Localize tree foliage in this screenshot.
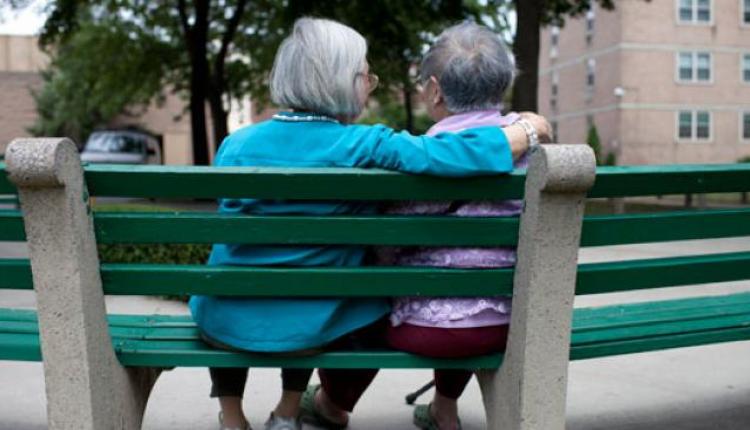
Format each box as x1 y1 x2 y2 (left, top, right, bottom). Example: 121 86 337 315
19 0 635 163
30 18 175 144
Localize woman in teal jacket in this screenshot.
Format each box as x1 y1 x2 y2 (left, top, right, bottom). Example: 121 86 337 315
189 17 547 430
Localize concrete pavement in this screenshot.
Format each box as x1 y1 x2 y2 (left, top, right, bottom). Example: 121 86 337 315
1 237 749 429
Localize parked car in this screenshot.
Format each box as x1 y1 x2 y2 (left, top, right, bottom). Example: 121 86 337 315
80 130 162 165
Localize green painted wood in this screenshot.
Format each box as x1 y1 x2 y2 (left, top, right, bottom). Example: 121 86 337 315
114 340 505 368
91 209 750 246
576 252 750 295
8 207 750 247
0 164 14 195
573 292 750 322
573 293 750 326
3 290 750 366
581 209 750 247
570 326 750 360
6 252 750 296
573 313 750 344
5 161 750 200
93 212 520 246
0 260 33 289
0 211 25 241
588 163 750 198
84 165 527 200
85 163 750 199
99 264 515 297
0 333 41 361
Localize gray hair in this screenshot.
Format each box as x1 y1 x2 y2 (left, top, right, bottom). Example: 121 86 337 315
420 22 515 113
270 18 368 119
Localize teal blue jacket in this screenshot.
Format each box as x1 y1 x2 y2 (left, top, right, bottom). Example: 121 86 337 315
189 112 515 352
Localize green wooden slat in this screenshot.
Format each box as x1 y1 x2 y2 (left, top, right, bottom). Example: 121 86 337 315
93 212 520 246
0 210 25 241
0 333 41 361
576 252 750 295
92 209 750 246
99 264 515 297
84 165 527 200
0 260 33 289
575 292 750 327
6 207 750 246
0 308 37 322
6 253 750 296
0 163 14 195
6 161 750 200
574 302 750 335
573 292 750 324
573 313 750 344
84 163 750 199
113 339 504 369
581 209 750 247
588 163 750 198
3 289 750 366
570 326 750 360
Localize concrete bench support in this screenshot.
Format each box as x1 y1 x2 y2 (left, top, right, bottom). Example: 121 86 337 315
6 138 159 430
477 145 596 430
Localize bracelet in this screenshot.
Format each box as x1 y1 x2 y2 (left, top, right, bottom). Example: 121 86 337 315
514 118 540 148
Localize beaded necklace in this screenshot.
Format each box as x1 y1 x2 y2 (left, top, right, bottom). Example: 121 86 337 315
272 112 340 124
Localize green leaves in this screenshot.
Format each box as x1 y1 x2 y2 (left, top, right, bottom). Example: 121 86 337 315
29 17 177 144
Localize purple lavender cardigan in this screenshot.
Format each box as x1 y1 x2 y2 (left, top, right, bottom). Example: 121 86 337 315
378 110 527 328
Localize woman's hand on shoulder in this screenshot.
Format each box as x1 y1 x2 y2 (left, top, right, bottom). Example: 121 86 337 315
518 112 554 144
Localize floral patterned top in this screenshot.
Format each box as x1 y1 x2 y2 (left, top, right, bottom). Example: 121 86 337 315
378 110 526 328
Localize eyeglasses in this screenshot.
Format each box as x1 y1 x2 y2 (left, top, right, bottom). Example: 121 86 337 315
357 72 379 92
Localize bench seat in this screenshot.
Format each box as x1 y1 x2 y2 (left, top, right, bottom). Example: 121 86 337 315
3 291 748 368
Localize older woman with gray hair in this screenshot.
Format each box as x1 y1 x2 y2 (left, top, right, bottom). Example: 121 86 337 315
189 17 549 430
375 22 537 430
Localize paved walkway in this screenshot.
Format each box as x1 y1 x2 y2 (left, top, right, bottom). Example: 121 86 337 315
1 237 749 429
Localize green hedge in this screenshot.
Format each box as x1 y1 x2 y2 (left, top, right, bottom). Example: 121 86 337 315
97 243 210 265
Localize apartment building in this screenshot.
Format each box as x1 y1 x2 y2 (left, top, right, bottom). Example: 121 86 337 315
539 0 750 165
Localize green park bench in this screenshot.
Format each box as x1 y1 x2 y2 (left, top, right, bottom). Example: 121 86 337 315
1 137 749 430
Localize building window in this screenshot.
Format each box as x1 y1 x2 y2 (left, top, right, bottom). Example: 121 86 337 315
743 0 750 25
743 54 750 83
677 52 711 83
678 110 711 141
550 71 559 110
586 58 596 88
678 0 711 23
743 112 750 140
552 121 559 141
550 26 560 59
585 10 595 45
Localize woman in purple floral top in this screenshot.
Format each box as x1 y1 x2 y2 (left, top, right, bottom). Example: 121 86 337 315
377 23 536 430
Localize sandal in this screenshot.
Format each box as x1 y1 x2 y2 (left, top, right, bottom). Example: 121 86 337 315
299 384 349 430
413 404 462 430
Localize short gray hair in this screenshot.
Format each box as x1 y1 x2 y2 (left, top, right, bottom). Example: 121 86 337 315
420 22 515 113
270 18 368 119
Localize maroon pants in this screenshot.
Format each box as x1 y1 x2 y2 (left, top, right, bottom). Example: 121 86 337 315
387 323 509 400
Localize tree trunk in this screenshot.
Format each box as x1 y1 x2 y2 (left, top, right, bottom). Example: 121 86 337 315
403 83 414 133
208 90 229 149
188 72 210 165
511 0 543 111
177 0 211 166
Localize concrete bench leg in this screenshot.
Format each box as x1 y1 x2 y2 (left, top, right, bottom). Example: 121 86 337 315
7 138 160 430
477 145 595 430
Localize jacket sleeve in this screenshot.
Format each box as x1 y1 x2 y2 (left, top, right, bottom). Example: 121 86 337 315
345 124 514 176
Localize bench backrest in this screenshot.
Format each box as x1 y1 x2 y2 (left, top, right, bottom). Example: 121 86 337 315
4 157 750 298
